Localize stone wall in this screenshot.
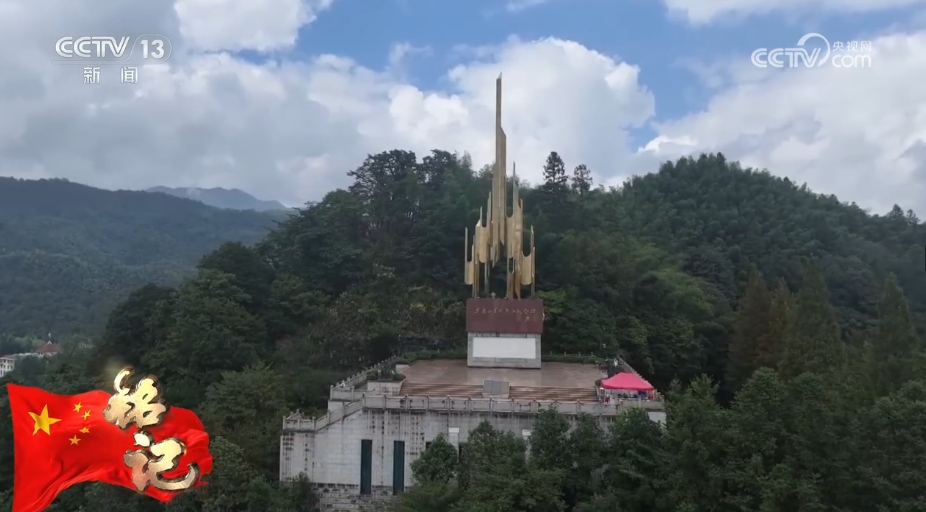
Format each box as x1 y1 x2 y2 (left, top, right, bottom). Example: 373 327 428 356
281 407 618 509
313 483 391 511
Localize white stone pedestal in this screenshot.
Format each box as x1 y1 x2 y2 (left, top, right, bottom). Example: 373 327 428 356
466 333 541 368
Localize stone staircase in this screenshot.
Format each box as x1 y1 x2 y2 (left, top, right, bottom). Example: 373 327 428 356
509 386 598 402
399 382 597 402
399 382 485 397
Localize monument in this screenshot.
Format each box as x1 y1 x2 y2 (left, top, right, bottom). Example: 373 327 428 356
463 74 542 369
278 76 664 510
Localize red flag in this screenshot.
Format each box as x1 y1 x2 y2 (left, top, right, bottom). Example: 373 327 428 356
6 383 213 512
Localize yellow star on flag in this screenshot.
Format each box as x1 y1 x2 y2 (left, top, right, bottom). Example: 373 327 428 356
82 410 90 419
73 402 82 412
28 405 61 435
69 436 80 445
79 427 89 434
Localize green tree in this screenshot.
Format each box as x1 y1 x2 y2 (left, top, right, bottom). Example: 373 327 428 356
541 152 569 198
723 368 790 511
185 436 262 512
664 377 729 511
529 407 572 471
571 164 592 195
411 434 458 485
868 275 923 395
855 381 926 512
605 409 669 512
94 284 174 371
565 414 607 505
457 421 565 512
144 269 265 407
198 242 276 319
755 279 790 370
779 263 845 380
200 364 290 478
727 269 771 391
389 483 461 512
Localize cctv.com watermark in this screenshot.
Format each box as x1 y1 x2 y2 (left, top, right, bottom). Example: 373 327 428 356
751 33 873 69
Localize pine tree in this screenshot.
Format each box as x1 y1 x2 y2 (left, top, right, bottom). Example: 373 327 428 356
571 164 592 195
727 269 771 391
541 151 569 198
754 279 791 370
779 263 845 380
540 151 570 230
869 275 922 395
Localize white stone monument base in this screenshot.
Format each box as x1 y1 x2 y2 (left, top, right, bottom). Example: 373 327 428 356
467 333 541 368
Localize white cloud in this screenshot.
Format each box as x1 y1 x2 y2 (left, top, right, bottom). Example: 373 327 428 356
5 0 924 216
663 0 926 23
504 0 553 13
642 30 926 214
174 0 336 52
0 0 652 206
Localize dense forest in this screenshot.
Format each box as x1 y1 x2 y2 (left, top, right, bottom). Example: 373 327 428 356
0 151 924 511
0 178 283 338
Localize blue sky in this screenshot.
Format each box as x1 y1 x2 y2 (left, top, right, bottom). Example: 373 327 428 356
6 0 925 213
283 0 907 148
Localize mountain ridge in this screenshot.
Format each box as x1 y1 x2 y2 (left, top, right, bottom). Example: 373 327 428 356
0 177 285 336
146 186 288 212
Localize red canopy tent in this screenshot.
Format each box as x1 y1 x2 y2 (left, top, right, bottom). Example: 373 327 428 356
600 372 654 391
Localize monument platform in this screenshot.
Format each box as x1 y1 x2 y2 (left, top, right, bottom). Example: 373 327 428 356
398 359 599 401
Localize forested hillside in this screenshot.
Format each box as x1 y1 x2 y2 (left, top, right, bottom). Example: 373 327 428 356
0 178 284 337
0 152 923 512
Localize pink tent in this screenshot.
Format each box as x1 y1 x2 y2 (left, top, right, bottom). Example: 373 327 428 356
600 372 654 391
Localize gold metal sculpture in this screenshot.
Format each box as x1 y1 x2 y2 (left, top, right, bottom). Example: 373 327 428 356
464 74 536 299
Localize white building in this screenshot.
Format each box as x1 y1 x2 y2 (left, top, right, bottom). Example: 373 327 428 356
0 342 61 378
0 354 21 377
279 355 665 511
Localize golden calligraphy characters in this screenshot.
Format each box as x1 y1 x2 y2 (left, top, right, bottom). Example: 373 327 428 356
125 431 200 492
103 367 199 493
104 368 167 429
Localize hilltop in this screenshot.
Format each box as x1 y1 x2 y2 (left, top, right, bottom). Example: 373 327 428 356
0 152 924 511
0 177 285 337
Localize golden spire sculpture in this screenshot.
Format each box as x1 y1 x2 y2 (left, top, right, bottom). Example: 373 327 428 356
464 74 536 299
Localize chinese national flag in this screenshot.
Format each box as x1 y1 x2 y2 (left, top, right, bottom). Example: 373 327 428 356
6 383 214 512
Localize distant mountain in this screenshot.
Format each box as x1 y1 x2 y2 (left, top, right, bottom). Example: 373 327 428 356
0 178 286 337
146 186 288 212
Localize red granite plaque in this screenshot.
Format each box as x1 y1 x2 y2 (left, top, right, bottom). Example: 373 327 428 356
466 298 544 334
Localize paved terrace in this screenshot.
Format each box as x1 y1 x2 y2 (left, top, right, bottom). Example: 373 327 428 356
398 359 604 401
402 359 602 387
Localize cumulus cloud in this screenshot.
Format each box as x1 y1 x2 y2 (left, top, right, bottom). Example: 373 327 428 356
3 0 924 215
175 0 336 52
0 0 653 206
662 0 926 24
642 31 926 214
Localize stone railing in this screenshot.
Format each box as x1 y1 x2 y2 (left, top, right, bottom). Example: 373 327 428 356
361 395 663 414
331 356 399 391
330 387 369 401
283 401 364 432
283 395 663 432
